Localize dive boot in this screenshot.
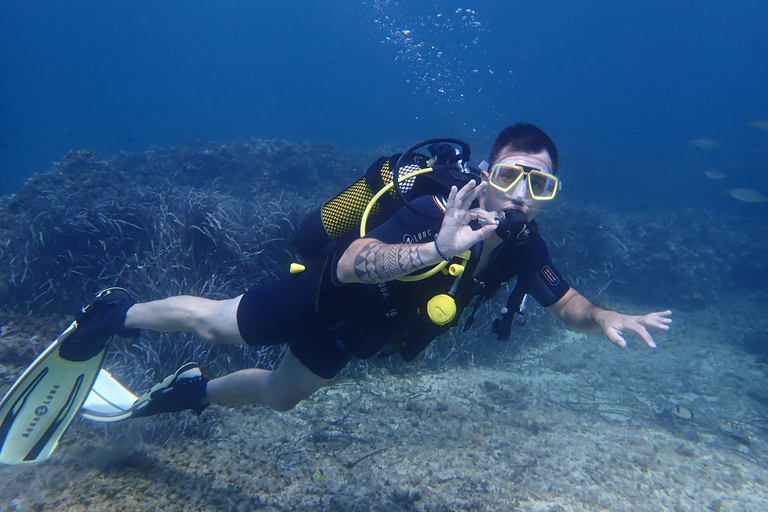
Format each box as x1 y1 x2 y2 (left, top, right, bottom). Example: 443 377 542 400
130 363 209 417
59 287 139 362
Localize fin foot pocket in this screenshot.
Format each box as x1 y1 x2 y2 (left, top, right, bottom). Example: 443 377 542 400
59 287 138 362
130 362 209 418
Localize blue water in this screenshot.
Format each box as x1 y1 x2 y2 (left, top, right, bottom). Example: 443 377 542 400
2 0 767 213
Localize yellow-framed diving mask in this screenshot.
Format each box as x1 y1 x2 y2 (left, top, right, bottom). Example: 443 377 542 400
488 158 560 201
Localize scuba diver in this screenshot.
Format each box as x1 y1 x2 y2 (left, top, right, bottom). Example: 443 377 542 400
9 123 674 425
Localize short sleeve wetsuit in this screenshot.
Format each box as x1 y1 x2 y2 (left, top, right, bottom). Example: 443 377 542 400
236 195 570 379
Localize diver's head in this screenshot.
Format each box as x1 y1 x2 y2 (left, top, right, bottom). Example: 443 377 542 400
481 153 558 224
488 122 559 174
479 123 560 222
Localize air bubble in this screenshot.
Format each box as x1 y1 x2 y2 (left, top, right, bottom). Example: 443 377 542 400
366 2 487 103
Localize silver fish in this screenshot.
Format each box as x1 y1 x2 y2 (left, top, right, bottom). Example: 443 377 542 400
690 138 720 149
724 188 767 203
703 169 726 179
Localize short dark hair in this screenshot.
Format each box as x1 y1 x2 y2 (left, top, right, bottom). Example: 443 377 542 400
488 123 559 174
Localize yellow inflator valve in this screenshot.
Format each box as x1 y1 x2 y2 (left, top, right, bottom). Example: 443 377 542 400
290 263 306 274
427 294 457 325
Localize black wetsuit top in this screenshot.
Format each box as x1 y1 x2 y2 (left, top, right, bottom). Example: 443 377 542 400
320 195 569 359
237 195 570 378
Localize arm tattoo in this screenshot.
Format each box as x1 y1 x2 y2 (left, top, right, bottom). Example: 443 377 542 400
352 241 426 283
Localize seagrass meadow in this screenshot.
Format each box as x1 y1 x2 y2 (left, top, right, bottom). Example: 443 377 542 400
1 140 767 511
0 139 763 376
1 139 761 321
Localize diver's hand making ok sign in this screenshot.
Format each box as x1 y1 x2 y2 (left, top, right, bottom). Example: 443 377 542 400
336 179 498 284
433 180 498 259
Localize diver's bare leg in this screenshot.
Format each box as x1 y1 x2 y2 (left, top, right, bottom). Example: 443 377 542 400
124 295 245 345
124 296 326 411
204 348 328 411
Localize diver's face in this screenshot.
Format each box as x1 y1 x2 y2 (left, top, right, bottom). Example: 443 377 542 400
481 149 554 221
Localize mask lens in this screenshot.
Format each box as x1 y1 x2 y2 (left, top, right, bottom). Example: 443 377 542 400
528 170 558 199
490 164 524 191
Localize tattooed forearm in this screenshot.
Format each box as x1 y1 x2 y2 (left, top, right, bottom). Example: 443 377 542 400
352 240 427 283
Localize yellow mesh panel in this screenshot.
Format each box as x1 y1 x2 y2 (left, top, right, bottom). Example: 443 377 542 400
320 178 380 239
319 157 426 240
381 160 421 198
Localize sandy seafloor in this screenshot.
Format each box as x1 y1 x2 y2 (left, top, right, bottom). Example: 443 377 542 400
1 299 767 512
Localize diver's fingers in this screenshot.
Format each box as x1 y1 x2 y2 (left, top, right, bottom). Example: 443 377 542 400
606 320 657 349
468 208 497 225
447 184 459 203
638 310 673 330
455 180 485 210
619 317 659 348
644 318 671 330
468 206 494 217
605 326 628 348
467 209 499 237
464 181 487 209
633 325 658 348
443 185 462 215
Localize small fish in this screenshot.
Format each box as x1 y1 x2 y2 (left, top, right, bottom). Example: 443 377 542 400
724 188 767 203
725 431 751 447
749 119 768 131
690 138 720 149
671 404 694 420
703 169 726 179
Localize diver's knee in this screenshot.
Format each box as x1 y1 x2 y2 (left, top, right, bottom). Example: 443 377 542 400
270 402 295 413
268 384 316 412
195 328 221 345
195 298 242 345
269 394 304 413
188 316 221 344
197 327 241 346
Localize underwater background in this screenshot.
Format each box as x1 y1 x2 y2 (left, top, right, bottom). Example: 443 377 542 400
2 1 768 511
2 0 768 213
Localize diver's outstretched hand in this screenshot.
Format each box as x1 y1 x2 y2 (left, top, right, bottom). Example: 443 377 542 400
596 309 673 348
435 180 497 258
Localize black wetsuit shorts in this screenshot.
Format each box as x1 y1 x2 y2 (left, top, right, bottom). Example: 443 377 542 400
236 274 353 380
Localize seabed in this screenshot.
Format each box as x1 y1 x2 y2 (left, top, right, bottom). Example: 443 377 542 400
0 141 766 511
1 303 766 512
